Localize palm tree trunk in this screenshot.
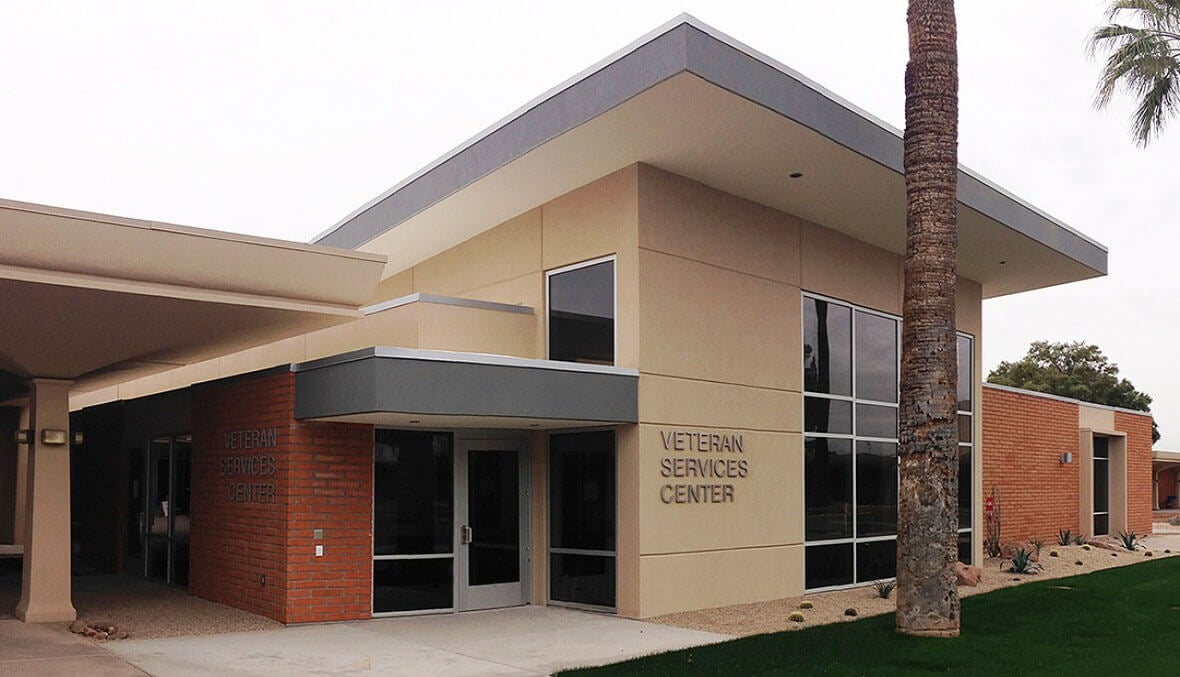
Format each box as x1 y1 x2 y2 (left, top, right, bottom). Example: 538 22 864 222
896 0 961 638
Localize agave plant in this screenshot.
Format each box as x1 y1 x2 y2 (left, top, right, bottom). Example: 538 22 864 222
1003 547 1044 575
1058 528 1073 546
872 579 897 599
1117 529 1143 551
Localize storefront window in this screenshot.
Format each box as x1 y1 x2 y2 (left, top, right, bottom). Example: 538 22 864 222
549 430 616 608
373 431 454 613
803 293 975 589
548 257 615 365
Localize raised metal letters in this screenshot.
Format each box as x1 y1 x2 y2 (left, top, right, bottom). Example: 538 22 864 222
658 429 747 504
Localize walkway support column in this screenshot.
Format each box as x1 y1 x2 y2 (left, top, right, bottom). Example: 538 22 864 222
13 404 29 545
15 378 76 623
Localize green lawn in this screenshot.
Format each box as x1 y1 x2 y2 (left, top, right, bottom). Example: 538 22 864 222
562 557 1180 676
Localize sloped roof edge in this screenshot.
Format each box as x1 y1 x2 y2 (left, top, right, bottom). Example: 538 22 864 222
315 14 1106 277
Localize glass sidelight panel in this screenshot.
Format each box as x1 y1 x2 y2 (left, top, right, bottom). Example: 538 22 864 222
549 430 616 608
467 450 520 586
373 431 455 614
1093 437 1110 537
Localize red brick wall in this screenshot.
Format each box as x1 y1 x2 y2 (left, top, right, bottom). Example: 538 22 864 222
981 387 1080 544
191 370 374 623
285 421 373 622
1115 410 1153 535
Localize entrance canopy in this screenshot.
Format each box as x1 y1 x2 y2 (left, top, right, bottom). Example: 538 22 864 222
0 199 386 400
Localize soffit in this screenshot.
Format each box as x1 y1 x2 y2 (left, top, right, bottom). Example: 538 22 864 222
324 19 1104 300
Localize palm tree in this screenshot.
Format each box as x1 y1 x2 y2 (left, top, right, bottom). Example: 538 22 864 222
1090 0 1180 146
896 0 961 638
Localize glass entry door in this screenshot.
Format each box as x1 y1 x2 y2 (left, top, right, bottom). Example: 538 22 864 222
456 440 529 611
143 435 191 586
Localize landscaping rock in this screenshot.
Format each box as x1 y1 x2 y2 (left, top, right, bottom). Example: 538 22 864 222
68 620 87 634
955 561 982 587
844 608 858 617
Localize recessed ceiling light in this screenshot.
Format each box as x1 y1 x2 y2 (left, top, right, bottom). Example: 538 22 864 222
409 419 421 424
999 260 1007 265
789 172 804 179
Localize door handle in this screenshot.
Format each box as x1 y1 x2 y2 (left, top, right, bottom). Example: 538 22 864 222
460 525 473 545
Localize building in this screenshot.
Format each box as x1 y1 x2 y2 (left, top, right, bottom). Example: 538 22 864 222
980 384 1154 544
1 16 1112 623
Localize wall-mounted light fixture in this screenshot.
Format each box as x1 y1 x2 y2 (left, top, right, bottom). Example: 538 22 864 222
1060 452 1073 465
14 429 30 445
40 429 67 446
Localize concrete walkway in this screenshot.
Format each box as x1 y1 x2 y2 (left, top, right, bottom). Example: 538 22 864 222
106 606 731 676
0 619 147 676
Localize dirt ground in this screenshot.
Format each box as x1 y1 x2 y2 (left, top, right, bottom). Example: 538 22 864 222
650 534 1177 637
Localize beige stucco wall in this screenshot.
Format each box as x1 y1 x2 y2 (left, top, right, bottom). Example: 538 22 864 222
73 161 988 622
629 164 984 618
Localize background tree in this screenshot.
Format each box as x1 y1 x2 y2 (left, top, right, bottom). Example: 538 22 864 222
1090 0 1180 145
896 0 961 638
988 340 1159 442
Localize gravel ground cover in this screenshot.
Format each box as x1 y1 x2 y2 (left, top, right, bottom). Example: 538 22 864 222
64 575 282 640
651 535 1176 637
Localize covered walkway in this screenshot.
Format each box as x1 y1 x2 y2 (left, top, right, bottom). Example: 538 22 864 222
0 199 385 622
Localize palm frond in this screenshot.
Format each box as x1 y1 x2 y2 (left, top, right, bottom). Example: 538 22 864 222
1091 1 1180 144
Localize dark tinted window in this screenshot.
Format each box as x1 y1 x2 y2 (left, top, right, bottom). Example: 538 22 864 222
805 543 853 589
854 311 898 402
550 430 616 607
549 260 614 364
857 539 897 581
804 437 853 540
805 397 852 434
803 298 852 396
959 446 972 529
373 559 452 613
856 404 897 439
550 431 616 551
855 441 898 537
957 335 973 412
374 431 453 556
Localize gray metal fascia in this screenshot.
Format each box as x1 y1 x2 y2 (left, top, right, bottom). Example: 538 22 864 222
315 22 692 249
678 24 1107 275
293 353 638 423
319 16 1106 276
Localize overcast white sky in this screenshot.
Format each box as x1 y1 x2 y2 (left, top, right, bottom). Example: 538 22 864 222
3 1 1177 446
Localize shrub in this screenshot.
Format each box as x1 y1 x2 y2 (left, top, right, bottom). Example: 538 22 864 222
1116 530 1142 551
872 580 896 599
1004 547 1044 574
1049 550 1060 558
1057 528 1073 546
789 611 805 623
1082 544 1092 551
1169 515 1180 527
1074 534 1088 545
1030 538 1045 555
798 600 814 609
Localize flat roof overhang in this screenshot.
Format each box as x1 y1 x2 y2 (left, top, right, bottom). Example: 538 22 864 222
293 348 638 429
0 200 387 400
1154 450 1180 467
317 16 1106 299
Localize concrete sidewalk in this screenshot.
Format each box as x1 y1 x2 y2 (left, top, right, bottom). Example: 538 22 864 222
106 606 730 676
0 619 147 677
